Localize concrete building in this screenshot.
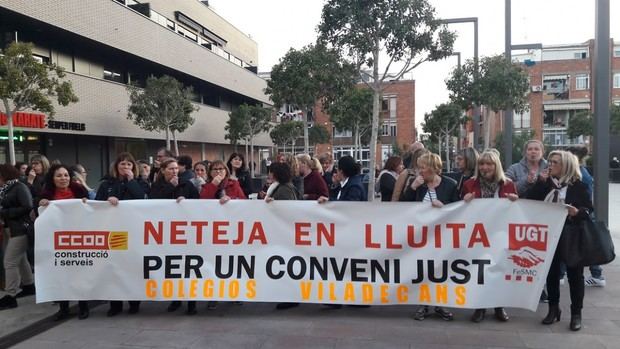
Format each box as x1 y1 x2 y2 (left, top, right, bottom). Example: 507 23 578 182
0 0 272 186
314 80 416 169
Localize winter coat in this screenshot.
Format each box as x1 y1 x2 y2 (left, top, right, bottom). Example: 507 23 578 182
303 170 329 200
200 179 246 200
95 176 146 201
150 178 199 200
461 178 517 198
400 175 459 204
270 183 299 200
0 182 33 237
332 174 366 202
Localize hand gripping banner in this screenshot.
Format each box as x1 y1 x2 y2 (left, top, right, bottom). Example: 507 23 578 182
35 199 567 311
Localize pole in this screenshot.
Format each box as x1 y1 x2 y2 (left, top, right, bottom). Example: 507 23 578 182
503 0 513 167
594 0 610 225
473 19 480 151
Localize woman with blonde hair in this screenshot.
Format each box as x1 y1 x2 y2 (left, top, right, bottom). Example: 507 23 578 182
527 150 592 331
391 148 430 201
400 153 458 321
461 150 517 323
296 154 328 200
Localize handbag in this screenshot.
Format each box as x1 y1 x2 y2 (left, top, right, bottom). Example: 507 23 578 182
560 215 615 267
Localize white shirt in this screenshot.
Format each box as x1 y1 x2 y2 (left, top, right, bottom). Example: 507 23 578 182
337 177 349 200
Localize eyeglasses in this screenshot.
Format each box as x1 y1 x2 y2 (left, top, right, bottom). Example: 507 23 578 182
211 168 226 172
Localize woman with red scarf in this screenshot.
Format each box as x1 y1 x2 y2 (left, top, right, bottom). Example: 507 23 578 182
38 164 90 320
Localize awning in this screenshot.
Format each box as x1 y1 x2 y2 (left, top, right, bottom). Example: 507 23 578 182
544 103 590 111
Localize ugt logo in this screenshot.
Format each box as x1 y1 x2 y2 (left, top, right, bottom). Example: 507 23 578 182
54 231 128 250
507 224 547 269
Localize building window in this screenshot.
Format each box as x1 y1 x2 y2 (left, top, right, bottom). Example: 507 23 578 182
32 54 50 65
614 47 620 57
614 73 620 89
381 121 397 137
333 127 352 138
543 75 569 101
382 96 397 118
573 51 587 59
575 74 589 90
513 108 531 129
103 69 123 83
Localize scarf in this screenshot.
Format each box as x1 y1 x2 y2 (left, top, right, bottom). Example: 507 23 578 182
544 177 567 203
265 181 280 200
0 179 19 203
479 178 499 198
54 187 75 200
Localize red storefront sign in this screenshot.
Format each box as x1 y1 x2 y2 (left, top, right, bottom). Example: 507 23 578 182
0 112 46 129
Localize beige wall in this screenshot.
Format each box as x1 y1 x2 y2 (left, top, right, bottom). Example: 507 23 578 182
28 72 273 147
147 0 258 67
1 0 269 104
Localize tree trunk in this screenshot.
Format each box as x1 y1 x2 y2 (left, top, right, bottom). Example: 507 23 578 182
7 110 16 165
250 136 255 178
445 130 451 172
165 128 171 151
172 131 179 156
438 134 442 166
367 36 381 202
302 106 309 154
484 108 491 149
353 124 360 161
245 141 249 166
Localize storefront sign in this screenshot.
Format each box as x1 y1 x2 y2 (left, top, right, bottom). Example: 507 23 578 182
0 112 86 131
35 199 567 311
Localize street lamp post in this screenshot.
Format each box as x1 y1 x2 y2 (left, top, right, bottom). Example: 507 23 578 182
440 17 479 150
594 0 611 225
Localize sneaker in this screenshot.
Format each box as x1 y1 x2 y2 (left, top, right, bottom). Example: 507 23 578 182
413 306 429 321
434 307 454 321
585 276 606 287
0 295 17 309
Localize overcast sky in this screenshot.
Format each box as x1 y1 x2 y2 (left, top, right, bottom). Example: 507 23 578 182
210 0 619 130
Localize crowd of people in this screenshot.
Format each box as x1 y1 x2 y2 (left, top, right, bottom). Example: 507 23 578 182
0 140 606 331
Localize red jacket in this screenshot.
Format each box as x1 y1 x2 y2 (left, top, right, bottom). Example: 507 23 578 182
461 178 517 199
303 170 329 200
200 179 247 200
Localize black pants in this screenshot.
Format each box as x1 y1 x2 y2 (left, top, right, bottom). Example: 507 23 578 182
110 301 140 311
59 300 88 312
546 246 584 314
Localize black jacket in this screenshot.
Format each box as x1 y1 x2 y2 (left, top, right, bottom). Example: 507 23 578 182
333 174 366 201
0 182 33 237
401 175 460 204
378 172 397 202
96 177 146 201
526 178 593 224
234 170 253 197
150 178 199 199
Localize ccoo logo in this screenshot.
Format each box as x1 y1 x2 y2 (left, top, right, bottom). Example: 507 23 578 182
54 231 128 250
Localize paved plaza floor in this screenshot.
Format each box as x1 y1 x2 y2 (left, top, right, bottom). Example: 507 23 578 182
3 185 620 349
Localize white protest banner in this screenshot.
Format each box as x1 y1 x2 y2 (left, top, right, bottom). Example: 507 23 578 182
35 199 566 310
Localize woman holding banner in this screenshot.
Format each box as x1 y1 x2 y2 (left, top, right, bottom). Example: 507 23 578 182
461 150 518 323
150 158 200 315
400 153 458 321
95 152 146 316
200 160 247 202
527 150 592 331
38 164 90 320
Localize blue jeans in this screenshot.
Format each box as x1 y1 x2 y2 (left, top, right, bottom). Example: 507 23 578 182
560 263 603 279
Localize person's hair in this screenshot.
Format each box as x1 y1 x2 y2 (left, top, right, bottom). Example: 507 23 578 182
383 156 402 172
566 145 588 162
417 153 443 175
110 152 139 179
14 162 26 171
318 152 333 164
282 153 299 176
337 156 361 178
523 139 545 157
297 154 319 171
30 154 50 174
207 160 229 182
157 158 178 181
193 161 208 171
0 164 20 181
177 155 193 169
44 164 72 190
226 153 246 174
312 157 324 174
269 162 292 183
410 148 431 170
69 166 94 191
156 147 174 158
475 150 507 183
549 150 582 185
409 141 425 152
137 160 150 166
458 147 479 176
